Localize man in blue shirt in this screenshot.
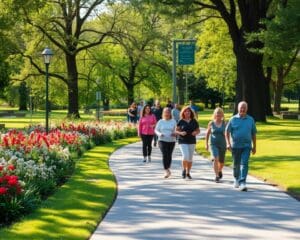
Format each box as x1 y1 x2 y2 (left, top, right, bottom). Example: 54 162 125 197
225 101 257 191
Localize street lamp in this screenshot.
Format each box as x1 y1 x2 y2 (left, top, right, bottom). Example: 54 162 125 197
42 47 53 134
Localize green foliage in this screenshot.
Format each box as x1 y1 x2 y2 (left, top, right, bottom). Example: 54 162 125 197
194 18 236 99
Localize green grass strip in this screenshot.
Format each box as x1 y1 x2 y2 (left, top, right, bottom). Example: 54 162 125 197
0 137 139 240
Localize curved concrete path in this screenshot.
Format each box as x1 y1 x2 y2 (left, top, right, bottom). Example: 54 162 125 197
90 134 300 239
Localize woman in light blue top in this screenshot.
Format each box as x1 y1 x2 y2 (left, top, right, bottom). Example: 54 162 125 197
155 107 177 178
205 107 226 183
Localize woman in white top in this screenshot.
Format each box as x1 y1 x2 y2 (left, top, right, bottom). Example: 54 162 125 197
155 107 177 178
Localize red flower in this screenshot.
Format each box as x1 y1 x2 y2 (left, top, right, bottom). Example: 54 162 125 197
7 176 18 186
0 165 3 171
8 164 15 171
0 187 8 195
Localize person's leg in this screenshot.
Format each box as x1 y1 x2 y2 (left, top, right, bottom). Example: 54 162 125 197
186 144 195 178
166 142 175 169
141 135 147 162
158 141 168 169
146 135 153 161
210 145 219 177
232 148 242 185
240 147 251 184
218 148 226 179
179 144 188 178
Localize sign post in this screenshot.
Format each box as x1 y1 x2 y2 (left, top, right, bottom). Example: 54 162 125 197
172 39 196 104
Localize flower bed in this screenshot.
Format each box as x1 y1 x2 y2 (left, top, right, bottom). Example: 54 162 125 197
0 121 137 226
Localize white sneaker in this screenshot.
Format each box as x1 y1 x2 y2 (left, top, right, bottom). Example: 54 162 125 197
148 156 151 162
233 180 239 188
240 183 248 191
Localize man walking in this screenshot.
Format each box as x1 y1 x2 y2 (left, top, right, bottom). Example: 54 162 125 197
225 101 257 191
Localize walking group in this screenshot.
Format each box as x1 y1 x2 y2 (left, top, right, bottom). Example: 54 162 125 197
137 100 256 192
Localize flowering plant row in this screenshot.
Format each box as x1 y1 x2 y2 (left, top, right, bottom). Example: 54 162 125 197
0 121 137 226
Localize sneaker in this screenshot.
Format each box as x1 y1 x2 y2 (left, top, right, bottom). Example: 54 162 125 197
143 157 147 163
182 169 186 179
164 170 171 178
240 183 248 191
148 156 151 162
218 171 223 179
215 176 220 183
233 180 239 188
186 173 192 179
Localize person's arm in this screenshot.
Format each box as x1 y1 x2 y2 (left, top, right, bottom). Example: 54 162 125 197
252 134 256 154
225 122 232 152
138 119 142 137
192 120 200 136
154 120 162 137
205 122 212 151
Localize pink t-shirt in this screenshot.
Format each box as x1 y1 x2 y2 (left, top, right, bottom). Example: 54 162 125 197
138 114 157 135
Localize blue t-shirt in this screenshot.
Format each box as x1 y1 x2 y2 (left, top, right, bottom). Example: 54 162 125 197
226 114 257 148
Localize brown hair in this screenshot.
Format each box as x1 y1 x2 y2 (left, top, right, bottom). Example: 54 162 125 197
180 106 196 120
141 104 152 117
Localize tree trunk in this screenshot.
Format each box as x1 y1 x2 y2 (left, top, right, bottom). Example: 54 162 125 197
66 54 80 118
234 48 266 121
127 83 134 105
273 66 284 113
265 67 273 116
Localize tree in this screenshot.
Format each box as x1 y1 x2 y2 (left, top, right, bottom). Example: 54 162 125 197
255 0 300 113
142 0 277 121
15 0 117 118
18 81 28 111
195 18 236 105
92 4 166 105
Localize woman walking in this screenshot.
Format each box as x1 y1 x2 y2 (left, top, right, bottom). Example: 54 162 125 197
155 107 177 178
128 102 138 123
138 104 157 162
176 106 200 179
205 107 226 183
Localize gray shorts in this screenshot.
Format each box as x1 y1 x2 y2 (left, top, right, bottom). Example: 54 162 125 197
210 145 226 163
179 144 195 162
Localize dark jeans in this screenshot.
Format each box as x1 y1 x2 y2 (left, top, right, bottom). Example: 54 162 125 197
141 134 154 157
158 141 176 170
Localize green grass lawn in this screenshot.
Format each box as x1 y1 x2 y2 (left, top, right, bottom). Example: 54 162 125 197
0 137 139 240
196 109 300 199
0 109 127 129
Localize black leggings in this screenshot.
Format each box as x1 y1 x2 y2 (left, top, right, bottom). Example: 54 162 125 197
141 134 154 157
158 141 176 169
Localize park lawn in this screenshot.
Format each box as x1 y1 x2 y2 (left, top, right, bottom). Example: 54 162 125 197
0 109 127 129
196 110 300 199
0 137 139 240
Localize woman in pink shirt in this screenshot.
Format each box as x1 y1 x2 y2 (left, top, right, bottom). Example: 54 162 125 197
138 104 157 162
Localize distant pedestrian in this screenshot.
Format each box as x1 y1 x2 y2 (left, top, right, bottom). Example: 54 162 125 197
137 100 144 121
155 107 177 178
138 104 157 163
205 107 226 183
171 103 180 123
225 101 257 191
176 106 200 179
151 100 163 146
128 102 138 123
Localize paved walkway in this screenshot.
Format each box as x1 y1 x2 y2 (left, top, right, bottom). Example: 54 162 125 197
90 133 300 240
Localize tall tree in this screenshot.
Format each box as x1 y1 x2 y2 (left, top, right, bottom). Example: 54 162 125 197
255 0 300 113
16 0 116 117
92 4 165 105
141 0 276 121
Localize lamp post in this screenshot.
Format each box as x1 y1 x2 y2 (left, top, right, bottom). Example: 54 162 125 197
42 47 53 134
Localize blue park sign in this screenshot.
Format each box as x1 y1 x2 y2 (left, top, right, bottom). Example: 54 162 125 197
178 44 195 65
